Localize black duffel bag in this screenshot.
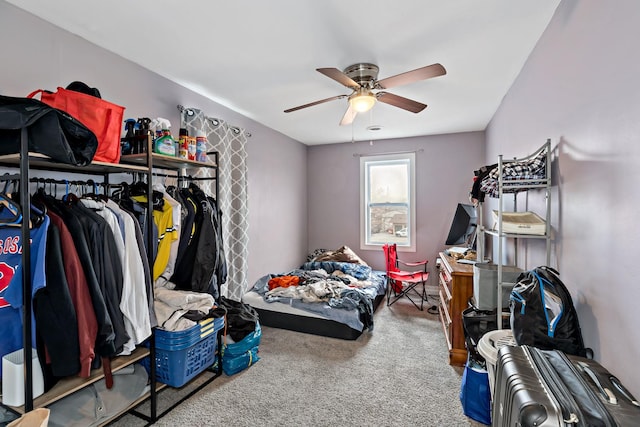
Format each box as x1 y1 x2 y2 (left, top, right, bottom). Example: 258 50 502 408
0 94 98 166
510 266 591 358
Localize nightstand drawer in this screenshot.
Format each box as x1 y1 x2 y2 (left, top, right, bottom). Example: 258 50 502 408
439 289 452 327
439 271 452 303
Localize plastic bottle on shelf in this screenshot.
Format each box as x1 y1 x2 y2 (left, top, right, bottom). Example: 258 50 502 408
153 118 176 156
189 132 201 161
178 128 189 159
121 118 136 155
195 132 208 162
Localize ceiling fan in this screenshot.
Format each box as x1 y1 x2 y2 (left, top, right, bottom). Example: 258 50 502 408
284 62 446 126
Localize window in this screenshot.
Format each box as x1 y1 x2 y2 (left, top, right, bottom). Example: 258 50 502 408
360 152 416 251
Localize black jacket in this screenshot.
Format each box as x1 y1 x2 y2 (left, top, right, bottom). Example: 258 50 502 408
190 184 218 293
34 223 80 381
171 189 200 291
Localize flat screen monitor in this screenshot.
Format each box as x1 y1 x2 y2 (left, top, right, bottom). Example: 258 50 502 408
445 203 478 246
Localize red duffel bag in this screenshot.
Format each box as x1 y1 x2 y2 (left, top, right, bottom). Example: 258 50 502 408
28 82 125 164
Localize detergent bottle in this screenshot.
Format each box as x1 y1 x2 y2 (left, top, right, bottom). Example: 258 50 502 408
153 118 176 156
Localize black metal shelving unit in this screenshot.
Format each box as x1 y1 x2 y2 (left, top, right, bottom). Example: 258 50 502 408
120 136 223 426
0 131 154 419
0 131 221 426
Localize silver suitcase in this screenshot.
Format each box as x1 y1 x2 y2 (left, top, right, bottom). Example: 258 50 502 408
493 345 640 426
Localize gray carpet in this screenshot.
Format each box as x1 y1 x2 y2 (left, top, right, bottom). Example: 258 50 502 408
112 294 482 426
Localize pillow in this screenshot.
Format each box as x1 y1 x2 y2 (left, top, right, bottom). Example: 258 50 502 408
313 245 368 266
307 248 328 262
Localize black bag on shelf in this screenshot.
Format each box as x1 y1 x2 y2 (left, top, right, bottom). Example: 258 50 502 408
510 266 590 358
0 94 98 166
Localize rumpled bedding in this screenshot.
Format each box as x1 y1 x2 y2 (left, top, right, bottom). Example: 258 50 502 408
251 261 385 332
301 260 372 280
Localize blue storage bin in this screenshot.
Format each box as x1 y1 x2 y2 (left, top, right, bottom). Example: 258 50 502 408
142 317 225 387
155 317 223 351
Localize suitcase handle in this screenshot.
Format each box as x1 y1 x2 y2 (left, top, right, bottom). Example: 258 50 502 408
577 362 616 405
610 375 640 407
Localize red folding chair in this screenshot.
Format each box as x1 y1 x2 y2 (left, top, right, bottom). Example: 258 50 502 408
382 243 429 310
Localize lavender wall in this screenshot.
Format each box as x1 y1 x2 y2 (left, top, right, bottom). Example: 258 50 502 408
307 131 485 277
486 0 640 395
0 2 308 286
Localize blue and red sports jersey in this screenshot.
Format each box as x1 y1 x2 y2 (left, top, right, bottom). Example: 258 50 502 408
0 215 49 378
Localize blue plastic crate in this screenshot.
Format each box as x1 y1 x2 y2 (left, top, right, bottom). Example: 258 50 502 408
155 317 224 351
155 325 211 350
142 317 225 387
141 332 217 387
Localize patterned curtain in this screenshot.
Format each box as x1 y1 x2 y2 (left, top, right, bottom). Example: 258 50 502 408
180 106 249 301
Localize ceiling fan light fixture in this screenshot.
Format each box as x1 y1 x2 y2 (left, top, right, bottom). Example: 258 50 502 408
349 90 376 113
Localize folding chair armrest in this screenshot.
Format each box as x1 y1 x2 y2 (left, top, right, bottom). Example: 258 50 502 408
397 259 428 270
399 260 427 267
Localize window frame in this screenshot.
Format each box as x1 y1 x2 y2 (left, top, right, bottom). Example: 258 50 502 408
359 152 416 252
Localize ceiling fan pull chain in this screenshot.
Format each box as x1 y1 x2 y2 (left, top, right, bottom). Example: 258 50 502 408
351 121 354 144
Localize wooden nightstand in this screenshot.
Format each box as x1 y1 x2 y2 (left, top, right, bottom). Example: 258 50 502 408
437 252 474 366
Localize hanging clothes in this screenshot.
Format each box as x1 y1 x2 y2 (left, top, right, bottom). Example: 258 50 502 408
131 192 178 282
169 185 208 292
66 200 129 355
120 208 157 329
34 222 80 390
153 184 181 289
208 194 227 291
104 199 152 351
45 208 98 378
113 183 159 265
186 183 218 293
169 186 196 271
0 211 49 378
38 195 117 360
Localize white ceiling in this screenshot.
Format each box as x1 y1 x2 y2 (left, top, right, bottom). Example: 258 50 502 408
8 0 560 145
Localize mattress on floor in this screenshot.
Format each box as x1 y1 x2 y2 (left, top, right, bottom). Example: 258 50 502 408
242 290 325 320
242 290 377 340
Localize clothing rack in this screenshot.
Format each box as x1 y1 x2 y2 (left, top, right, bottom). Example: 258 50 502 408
27 177 139 198
2 129 222 424
1 129 158 419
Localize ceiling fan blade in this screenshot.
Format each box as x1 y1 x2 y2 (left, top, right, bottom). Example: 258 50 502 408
376 63 446 89
339 105 357 126
284 95 347 113
317 68 361 89
376 92 427 113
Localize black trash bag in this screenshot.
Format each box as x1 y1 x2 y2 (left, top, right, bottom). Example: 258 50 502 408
0 94 98 166
219 296 259 342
